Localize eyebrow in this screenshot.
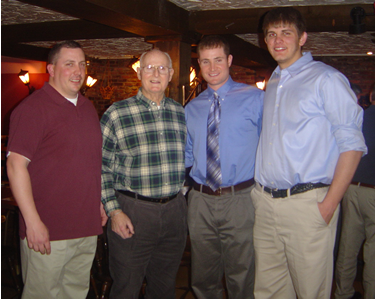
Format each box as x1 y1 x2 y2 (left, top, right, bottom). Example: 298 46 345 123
267 28 294 34
63 60 86 64
201 56 225 60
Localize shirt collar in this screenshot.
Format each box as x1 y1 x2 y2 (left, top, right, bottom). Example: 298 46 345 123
273 52 313 78
44 82 84 106
206 76 234 100
137 88 166 108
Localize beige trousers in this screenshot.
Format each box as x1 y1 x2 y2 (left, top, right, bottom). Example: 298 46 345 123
335 185 375 299
251 183 339 299
20 235 97 299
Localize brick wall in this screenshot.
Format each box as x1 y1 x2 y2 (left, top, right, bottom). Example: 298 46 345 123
85 58 141 117
314 56 375 96
230 65 257 86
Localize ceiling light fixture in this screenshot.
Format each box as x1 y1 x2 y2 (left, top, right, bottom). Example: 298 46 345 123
349 5 375 34
349 7 366 34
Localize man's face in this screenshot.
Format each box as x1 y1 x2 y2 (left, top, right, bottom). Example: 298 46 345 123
137 50 174 101
198 46 232 91
264 23 307 69
47 47 86 98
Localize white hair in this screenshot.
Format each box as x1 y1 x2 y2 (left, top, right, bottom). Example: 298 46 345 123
139 49 173 68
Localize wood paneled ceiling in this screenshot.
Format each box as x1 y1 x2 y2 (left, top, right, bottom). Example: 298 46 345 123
2 0 375 69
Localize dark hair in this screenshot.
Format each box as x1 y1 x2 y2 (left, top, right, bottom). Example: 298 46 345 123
262 7 306 37
197 35 230 58
48 40 83 65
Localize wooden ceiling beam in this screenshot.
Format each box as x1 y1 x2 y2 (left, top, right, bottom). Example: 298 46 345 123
222 35 277 69
2 43 50 62
2 20 139 43
190 4 375 34
17 0 190 36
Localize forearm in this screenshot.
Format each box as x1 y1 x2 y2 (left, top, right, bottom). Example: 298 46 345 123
7 154 41 227
324 150 362 206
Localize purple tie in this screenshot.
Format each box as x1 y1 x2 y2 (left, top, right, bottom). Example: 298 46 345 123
206 92 222 191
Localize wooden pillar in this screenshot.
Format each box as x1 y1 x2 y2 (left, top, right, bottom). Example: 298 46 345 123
148 37 191 105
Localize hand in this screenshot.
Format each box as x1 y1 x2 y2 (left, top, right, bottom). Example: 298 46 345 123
317 201 337 225
25 219 51 255
110 210 134 239
100 202 108 226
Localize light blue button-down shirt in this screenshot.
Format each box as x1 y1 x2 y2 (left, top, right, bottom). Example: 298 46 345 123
255 52 367 189
185 76 264 186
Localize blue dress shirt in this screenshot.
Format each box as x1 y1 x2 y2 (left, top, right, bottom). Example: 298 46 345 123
255 52 367 189
185 76 264 186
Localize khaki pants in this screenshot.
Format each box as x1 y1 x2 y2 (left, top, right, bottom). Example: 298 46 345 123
20 235 97 299
251 183 339 299
335 185 375 299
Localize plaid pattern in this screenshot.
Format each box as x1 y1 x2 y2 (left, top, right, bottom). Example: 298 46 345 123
101 89 186 214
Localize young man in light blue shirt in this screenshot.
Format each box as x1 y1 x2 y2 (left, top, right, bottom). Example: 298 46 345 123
252 7 367 299
185 35 263 299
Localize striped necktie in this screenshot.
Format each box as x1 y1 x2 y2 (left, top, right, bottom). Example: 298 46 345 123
206 92 222 191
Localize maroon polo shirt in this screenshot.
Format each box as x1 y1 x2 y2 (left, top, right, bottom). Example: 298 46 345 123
8 82 103 241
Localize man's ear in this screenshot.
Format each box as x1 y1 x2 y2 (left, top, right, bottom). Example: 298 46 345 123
299 32 308 47
168 68 174 82
136 68 142 80
46 64 54 77
227 54 233 68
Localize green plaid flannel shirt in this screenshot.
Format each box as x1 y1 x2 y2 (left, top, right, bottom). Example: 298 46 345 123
101 89 186 215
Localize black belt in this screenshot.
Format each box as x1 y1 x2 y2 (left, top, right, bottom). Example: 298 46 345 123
261 182 329 198
193 178 254 196
351 182 375 189
117 190 178 203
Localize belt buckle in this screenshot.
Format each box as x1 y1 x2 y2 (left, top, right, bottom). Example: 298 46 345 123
217 187 222 196
159 197 168 203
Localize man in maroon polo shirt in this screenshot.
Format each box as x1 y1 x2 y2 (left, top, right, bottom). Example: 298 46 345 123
7 40 107 299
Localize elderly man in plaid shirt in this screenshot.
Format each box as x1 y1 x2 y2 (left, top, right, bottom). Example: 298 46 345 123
100 49 187 299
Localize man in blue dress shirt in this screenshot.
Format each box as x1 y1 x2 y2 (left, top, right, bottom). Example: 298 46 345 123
252 7 367 299
185 35 264 299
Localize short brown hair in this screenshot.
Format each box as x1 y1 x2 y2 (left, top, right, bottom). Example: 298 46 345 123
262 7 306 37
197 35 230 58
48 40 83 65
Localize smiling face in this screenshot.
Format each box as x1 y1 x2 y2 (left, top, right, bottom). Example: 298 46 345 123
265 23 307 70
137 49 174 104
47 47 86 98
198 46 232 91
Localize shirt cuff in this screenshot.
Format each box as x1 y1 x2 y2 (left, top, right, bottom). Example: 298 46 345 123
103 198 121 216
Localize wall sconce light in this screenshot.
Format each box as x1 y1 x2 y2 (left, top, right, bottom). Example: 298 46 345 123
18 69 35 94
81 75 97 95
190 67 197 86
86 75 98 88
256 77 266 90
128 57 140 72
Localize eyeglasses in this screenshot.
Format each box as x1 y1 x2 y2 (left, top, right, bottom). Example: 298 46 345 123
140 65 170 75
